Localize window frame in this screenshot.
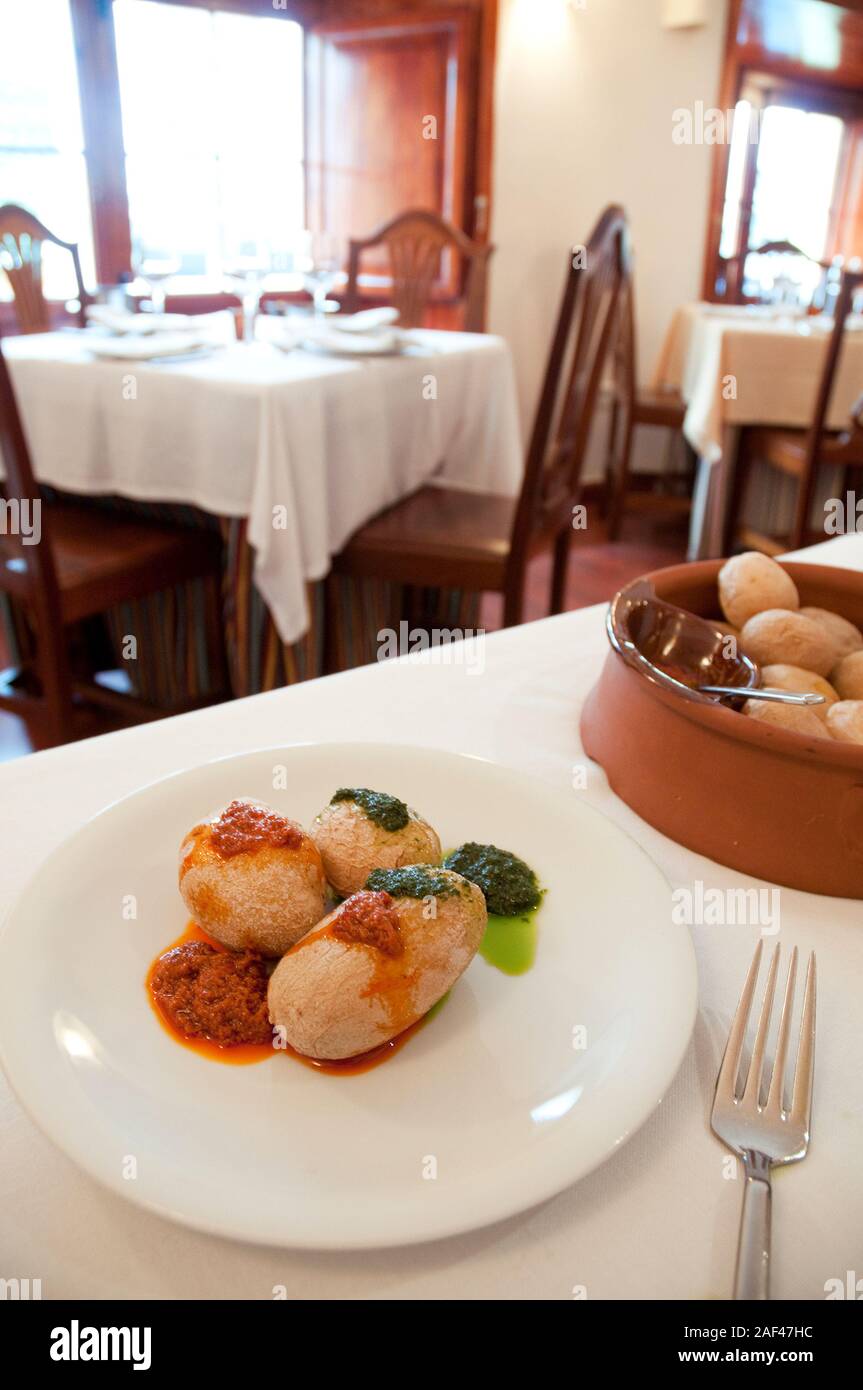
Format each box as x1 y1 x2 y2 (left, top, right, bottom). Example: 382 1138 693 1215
0 0 495 330
702 0 863 302
71 0 312 289
715 74 861 300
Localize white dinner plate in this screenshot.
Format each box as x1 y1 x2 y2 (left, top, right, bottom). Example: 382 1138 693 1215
85 307 197 335
299 327 414 356
87 333 214 360
329 307 400 334
0 743 697 1250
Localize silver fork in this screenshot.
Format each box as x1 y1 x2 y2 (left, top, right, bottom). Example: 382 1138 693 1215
711 941 816 1300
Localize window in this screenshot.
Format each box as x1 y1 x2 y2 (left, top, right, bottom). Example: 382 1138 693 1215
0 0 95 300
0 0 488 315
715 91 850 305
112 0 305 283
718 101 753 262
744 104 844 301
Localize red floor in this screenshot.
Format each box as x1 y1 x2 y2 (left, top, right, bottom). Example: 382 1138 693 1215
0 511 689 765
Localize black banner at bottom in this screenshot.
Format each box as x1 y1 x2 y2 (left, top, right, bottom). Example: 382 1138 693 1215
3 1296 858 1374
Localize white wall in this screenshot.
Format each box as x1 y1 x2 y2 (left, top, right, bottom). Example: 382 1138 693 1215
489 0 728 465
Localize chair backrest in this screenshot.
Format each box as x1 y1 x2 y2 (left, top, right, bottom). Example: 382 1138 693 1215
789 266 863 542
344 209 493 332
509 205 630 566
716 239 829 305
801 267 863 455
0 204 89 334
0 333 60 607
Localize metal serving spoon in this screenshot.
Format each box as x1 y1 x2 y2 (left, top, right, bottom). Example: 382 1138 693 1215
607 582 824 707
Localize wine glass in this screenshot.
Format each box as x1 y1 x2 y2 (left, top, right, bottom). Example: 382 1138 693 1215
224 250 271 343
301 230 345 318
138 257 181 316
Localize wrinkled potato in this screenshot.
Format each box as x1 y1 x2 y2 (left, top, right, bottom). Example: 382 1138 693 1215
718 552 799 629
740 609 839 678
268 871 486 1060
743 700 830 739
832 650 863 701
760 664 838 722
179 798 327 957
826 700 863 745
800 607 863 664
311 790 441 897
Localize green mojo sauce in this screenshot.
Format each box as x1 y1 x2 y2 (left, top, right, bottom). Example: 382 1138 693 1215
480 907 541 976
331 787 410 833
443 842 541 916
443 842 542 976
365 865 461 899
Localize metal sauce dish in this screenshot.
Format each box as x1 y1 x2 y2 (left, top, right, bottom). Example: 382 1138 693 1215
607 580 823 708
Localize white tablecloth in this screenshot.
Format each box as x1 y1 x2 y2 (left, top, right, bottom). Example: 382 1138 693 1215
2 327 522 644
654 302 863 465
654 304 863 560
1 536 861 1299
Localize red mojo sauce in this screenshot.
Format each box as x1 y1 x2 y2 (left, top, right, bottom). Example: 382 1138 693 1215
210 800 303 858
147 922 425 1074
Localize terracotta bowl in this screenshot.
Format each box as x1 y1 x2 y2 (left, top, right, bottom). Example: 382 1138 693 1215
580 560 863 899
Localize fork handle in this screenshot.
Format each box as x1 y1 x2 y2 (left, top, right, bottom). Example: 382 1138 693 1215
734 1150 772 1300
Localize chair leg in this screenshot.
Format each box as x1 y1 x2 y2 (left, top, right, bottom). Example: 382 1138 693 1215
204 572 232 698
549 528 572 616
606 411 635 542
322 571 343 676
602 398 620 518
502 572 524 628
722 430 754 555
789 461 820 552
26 592 75 747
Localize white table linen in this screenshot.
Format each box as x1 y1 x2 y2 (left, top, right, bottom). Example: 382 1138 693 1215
654 303 863 559
0 537 861 1300
2 328 522 644
654 303 863 465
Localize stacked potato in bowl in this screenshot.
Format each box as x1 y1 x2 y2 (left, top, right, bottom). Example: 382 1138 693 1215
718 552 863 743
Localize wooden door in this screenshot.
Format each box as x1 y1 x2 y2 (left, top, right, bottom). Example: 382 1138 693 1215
305 7 479 288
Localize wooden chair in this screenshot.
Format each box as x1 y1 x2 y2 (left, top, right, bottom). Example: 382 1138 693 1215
343 209 493 332
603 266 690 540
0 204 91 333
331 205 629 628
723 267 863 555
716 239 830 306
0 335 229 748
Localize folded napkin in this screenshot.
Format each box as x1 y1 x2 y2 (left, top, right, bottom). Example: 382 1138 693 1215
86 306 195 335
87 332 218 361
329 306 400 334
266 320 401 356
86 307 237 346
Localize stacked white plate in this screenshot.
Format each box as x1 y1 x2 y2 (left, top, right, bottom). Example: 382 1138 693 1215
271 306 413 357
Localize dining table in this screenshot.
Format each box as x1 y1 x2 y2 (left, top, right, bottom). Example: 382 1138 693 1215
1 531 860 1301
653 303 863 562
1 317 521 700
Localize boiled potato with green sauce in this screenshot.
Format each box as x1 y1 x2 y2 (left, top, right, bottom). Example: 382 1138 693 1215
268 866 486 1060
311 787 441 897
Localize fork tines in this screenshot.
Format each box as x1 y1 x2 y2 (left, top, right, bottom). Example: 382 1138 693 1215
713 941 816 1156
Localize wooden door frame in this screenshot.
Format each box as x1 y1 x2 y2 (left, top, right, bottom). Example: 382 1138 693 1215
304 2 496 248
304 8 476 246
